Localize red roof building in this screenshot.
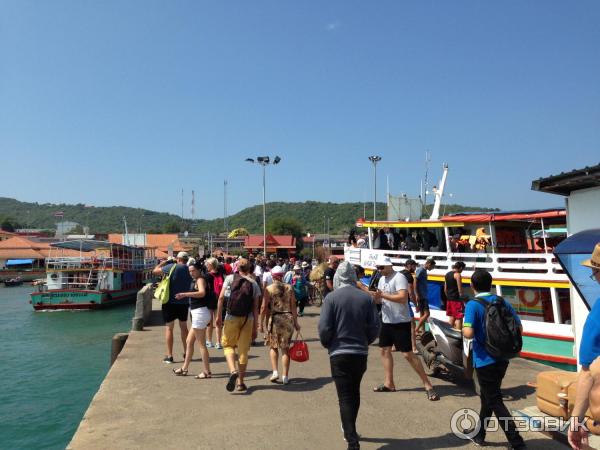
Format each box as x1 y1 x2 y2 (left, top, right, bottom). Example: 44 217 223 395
244 234 296 256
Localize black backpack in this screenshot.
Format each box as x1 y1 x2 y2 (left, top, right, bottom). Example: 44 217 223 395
474 295 522 359
227 274 255 317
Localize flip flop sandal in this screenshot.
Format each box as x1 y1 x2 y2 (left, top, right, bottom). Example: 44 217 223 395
226 372 238 392
426 389 440 401
236 383 247 392
373 384 396 392
195 371 212 379
173 367 188 376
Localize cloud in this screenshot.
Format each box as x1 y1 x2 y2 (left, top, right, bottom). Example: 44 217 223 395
326 21 341 31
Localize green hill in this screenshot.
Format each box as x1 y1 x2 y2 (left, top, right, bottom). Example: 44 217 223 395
0 197 498 235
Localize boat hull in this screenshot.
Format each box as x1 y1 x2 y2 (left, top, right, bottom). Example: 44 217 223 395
30 288 139 311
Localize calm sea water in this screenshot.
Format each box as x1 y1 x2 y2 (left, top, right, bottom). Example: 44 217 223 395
0 284 134 449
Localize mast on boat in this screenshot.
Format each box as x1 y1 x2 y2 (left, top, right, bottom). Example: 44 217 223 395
429 163 449 220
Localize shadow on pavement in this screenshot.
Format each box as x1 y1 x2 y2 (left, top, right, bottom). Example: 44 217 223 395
245 376 331 394
360 433 468 449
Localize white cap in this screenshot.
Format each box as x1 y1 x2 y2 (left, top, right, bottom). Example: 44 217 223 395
271 266 284 276
376 255 393 267
177 251 189 259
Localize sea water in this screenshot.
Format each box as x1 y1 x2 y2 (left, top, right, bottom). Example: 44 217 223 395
0 284 134 449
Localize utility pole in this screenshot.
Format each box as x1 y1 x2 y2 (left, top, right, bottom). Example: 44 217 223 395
368 156 382 220
245 156 282 257
224 180 229 254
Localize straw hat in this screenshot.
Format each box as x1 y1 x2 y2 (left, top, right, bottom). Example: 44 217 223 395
581 243 600 269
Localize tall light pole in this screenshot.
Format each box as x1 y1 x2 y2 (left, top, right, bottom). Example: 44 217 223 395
368 156 382 220
245 156 282 257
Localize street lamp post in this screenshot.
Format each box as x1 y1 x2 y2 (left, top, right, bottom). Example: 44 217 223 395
368 155 382 220
245 156 282 257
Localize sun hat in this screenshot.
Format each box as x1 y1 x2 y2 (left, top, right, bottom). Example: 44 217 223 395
293 264 302 271
376 255 393 267
581 243 600 269
177 251 189 259
301 261 309 268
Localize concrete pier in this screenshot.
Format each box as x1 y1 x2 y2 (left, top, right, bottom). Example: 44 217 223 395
69 301 568 449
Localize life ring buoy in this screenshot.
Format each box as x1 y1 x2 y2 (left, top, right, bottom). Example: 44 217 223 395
518 289 540 308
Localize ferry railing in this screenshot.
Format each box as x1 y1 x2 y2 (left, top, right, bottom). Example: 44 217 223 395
46 257 157 272
345 247 568 283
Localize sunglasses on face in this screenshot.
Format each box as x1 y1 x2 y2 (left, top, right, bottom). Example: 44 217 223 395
591 269 600 280
376 266 385 270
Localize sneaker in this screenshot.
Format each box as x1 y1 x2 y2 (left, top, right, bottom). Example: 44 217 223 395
215 343 222 349
282 376 289 385
206 341 213 348
462 429 485 447
163 356 174 364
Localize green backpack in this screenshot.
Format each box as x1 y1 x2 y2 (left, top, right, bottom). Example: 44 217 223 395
155 264 176 304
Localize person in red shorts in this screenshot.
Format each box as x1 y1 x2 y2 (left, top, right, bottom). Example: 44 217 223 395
444 261 466 330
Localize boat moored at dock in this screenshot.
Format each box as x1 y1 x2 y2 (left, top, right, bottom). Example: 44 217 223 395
30 240 156 311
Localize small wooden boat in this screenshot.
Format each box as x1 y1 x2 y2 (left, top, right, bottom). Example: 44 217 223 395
4 277 24 287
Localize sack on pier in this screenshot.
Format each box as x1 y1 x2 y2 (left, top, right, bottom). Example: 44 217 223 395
227 274 254 317
290 333 309 362
155 264 176 304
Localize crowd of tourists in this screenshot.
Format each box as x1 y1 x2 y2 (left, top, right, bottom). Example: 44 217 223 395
153 251 531 450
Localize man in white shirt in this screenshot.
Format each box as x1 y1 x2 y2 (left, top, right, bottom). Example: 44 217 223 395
372 256 439 401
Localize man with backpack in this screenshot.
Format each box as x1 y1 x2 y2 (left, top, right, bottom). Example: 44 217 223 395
215 258 261 393
462 269 526 449
152 252 193 364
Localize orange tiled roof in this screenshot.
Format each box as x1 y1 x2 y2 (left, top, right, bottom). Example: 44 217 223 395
0 248 45 259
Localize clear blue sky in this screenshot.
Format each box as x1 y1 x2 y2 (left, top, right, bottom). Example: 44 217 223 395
1 1 598 219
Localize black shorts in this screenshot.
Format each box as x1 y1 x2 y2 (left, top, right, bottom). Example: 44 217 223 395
417 297 430 313
378 322 412 352
162 303 189 323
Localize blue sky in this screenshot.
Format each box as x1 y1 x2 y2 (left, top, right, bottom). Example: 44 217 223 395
1 1 599 219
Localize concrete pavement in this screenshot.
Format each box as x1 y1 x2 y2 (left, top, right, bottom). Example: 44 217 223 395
68 301 567 450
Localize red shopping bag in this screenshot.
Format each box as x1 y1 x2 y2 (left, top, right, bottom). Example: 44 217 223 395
290 332 309 362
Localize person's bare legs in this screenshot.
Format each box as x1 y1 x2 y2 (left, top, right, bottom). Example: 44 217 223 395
281 349 290 378
238 362 247 385
380 347 395 389
181 329 196 371
269 348 279 373
402 351 433 390
206 313 214 345
416 310 430 334
411 321 418 353
216 325 223 347
178 320 188 356
194 328 211 374
165 321 175 357
224 350 238 373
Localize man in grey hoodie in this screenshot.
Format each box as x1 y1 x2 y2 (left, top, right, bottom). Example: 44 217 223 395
318 261 380 450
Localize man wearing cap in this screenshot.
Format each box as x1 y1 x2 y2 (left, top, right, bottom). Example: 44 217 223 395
569 243 600 450
153 252 193 364
372 256 439 400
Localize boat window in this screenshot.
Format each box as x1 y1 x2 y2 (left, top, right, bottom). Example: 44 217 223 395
501 286 556 323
